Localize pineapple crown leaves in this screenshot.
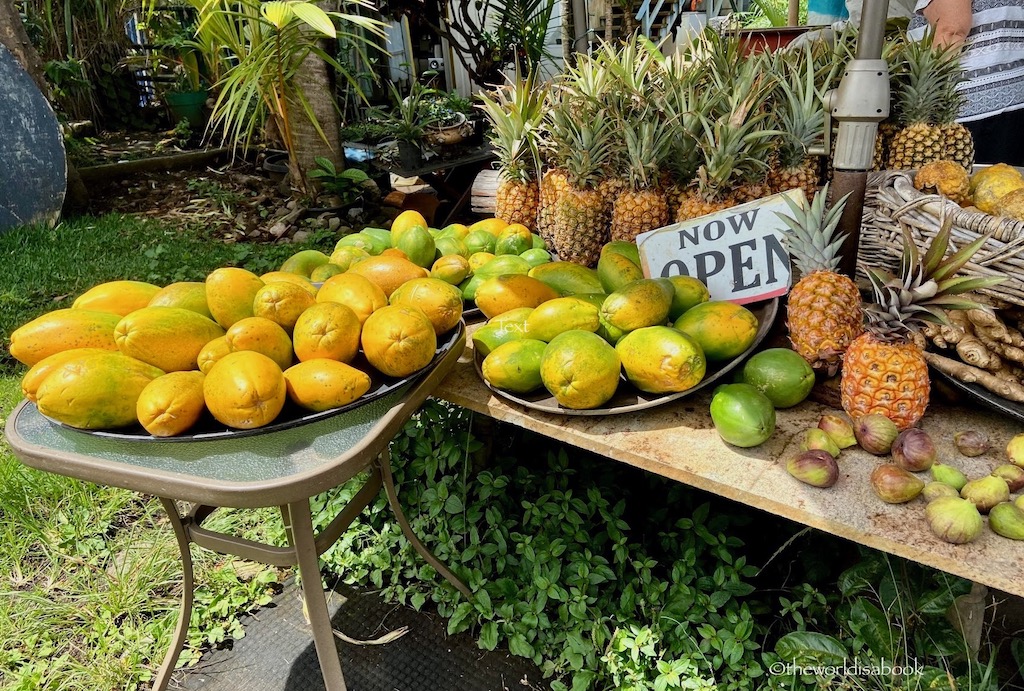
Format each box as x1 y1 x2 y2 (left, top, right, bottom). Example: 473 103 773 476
864 216 1007 338
892 29 964 126
773 43 826 165
478 73 547 183
617 113 680 190
776 184 851 274
546 106 615 187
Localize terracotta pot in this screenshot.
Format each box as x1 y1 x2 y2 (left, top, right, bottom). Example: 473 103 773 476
423 113 473 147
738 27 812 55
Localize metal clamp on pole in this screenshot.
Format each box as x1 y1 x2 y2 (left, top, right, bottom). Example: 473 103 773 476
830 60 890 171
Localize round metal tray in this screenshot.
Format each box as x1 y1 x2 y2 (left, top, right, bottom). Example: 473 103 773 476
46 322 465 442
932 366 1024 423
474 299 778 416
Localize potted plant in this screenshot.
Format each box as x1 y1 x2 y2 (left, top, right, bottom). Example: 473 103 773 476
377 80 439 169
421 90 475 147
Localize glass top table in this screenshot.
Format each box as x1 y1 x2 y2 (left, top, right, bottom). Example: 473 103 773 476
3 326 470 691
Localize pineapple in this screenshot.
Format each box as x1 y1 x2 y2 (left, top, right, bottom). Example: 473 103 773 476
840 218 1004 429
610 115 675 241
546 105 615 266
913 159 970 205
538 167 568 246
478 74 546 231
768 44 825 199
777 186 863 374
935 50 974 169
886 33 959 170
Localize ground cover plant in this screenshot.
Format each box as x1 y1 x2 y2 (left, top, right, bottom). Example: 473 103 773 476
0 214 1018 690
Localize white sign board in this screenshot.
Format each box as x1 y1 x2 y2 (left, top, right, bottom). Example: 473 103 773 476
636 189 805 304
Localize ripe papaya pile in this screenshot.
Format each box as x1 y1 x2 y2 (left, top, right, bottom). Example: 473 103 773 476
15 209 559 436
473 242 764 410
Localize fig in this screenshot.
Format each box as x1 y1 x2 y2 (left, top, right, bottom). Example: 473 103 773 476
818 414 856 449
988 502 1024 540
1015 495 1024 511
931 463 968 491
925 496 983 544
923 481 960 502
855 414 899 455
992 464 1024 492
1007 433 1024 468
955 430 990 457
891 428 936 472
870 464 925 504
787 450 840 488
800 428 840 458
960 475 1010 513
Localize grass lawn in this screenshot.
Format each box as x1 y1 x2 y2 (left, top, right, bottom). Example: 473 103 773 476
0 215 330 689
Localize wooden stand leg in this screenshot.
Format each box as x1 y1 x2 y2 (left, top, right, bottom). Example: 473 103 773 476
152 498 196 691
378 453 472 600
283 500 348 691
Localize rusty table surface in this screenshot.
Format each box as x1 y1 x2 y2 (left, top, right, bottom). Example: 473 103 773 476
434 326 1024 598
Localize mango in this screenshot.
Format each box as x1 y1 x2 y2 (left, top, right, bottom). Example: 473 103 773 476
148 281 213 319
599 278 674 333
481 339 547 393
73 280 162 316
36 351 164 429
523 297 600 342
115 309 226 372
474 275 560 320
528 262 604 296
115 307 226 372
601 240 641 267
10 309 120 366
615 326 706 394
137 370 207 437
597 251 644 293
283 359 372 412
206 267 265 329
540 330 621 409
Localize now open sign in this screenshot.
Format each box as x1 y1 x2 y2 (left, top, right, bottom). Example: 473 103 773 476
635 189 805 304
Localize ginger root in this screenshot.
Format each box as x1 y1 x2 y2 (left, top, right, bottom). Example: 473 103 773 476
924 352 1024 402
956 335 1003 371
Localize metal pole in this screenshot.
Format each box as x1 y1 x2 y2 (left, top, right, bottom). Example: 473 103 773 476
827 0 891 278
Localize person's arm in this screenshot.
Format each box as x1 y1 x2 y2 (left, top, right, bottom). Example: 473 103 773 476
922 0 972 47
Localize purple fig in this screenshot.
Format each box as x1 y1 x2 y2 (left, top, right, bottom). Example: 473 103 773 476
1007 433 1024 468
992 464 1024 493
988 502 1024 540
818 414 856 449
925 496 983 544
923 481 960 502
801 428 840 458
931 463 968 491
960 475 1010 513
955 430 990 457
870 464 925 504
855 414 899 455
891 428 936 472
787 450 840 488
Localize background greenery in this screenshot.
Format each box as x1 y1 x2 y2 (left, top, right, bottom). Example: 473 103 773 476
0 216 1016 690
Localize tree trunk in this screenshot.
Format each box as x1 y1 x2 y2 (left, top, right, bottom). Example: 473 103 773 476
288 41 342 196
0 0 89 212
604 0 614 42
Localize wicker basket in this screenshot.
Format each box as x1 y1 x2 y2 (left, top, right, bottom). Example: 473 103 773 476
859 170 1024 307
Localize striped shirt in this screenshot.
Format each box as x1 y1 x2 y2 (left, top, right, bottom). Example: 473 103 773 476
909 0 1024 122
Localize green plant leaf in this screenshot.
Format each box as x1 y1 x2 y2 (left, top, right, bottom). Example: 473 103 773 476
479 621 499 651
774 631 847 666
850 599 895 660
260 1 292 29
290 2 337 37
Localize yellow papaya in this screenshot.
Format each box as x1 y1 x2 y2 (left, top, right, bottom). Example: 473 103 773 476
21 347 111 402
35 351 164 429
10 308 120 366
115 307 226 372
73 280 162 316
148 281 213 319
137 370 207 437
206 267 265 329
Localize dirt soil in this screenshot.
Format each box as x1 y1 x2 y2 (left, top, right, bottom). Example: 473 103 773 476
80 133 396 242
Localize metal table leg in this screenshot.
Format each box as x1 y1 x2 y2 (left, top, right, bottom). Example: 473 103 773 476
283 499 348 691
378 452 473 600
153 497 196 691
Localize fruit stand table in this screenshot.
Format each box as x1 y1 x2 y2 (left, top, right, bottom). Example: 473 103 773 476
434 326 1024 599
2 329 470 691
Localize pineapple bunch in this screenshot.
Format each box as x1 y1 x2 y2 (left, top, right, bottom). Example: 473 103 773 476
478 72 547 231
841 218 1003 429
675 55 779 222
767 44 829 199
886 31 972 170
778 186 863 375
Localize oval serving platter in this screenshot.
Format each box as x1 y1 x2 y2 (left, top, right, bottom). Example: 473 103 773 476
43 322 465 442
473 299 778 416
